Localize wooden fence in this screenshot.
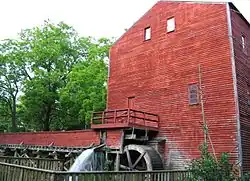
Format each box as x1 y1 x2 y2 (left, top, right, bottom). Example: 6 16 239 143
0 162 191 181
0 156 63 171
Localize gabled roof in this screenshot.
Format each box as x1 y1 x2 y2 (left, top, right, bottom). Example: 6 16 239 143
160 1 249 26
160 0 227 4
229 2 250 27
112 0 249 46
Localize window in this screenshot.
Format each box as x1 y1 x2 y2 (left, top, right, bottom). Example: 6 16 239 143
188 84 199 105
242 35 246 50
167 17 175 33
144 27 151 40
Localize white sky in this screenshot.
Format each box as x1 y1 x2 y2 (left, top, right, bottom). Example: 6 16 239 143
0 0 250 40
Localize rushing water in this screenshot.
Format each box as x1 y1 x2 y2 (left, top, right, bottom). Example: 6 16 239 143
68 148 95 172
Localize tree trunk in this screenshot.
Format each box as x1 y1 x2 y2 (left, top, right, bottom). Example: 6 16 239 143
11 98 17 132
43 104 52 131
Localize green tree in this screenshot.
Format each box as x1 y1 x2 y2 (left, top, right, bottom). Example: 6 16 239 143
59 37 112 130
18 21 113 131
0 21 113 132
0 39 26 132
0 101 11 132
19 21 81 131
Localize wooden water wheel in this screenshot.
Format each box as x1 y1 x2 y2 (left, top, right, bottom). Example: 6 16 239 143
119 144 163 171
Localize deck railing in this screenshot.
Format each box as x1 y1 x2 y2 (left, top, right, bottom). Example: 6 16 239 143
92 109 159 129
0 162 191 181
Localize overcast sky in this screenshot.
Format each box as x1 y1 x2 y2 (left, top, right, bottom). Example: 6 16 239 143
0 0 249 40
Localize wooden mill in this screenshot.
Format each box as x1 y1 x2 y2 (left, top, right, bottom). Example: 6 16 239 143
0 1 250 173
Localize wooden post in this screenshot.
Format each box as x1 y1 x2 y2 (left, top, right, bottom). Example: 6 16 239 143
157 115 160 128
198 64 207 144
115 152 120 171
102 112 105 124
114 110 117 123
143 112 146 126
91 112 94 124
198 64 216 158
127 109 130 124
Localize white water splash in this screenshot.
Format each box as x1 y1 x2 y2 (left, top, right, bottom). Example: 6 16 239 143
69 148 95 172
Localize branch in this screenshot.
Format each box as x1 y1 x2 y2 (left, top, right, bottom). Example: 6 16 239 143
0 95 12 111
22 68 32 80
3 74 13 92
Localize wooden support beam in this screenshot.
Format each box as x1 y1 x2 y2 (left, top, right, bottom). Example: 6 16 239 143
115 152 120 171
125 150 132 169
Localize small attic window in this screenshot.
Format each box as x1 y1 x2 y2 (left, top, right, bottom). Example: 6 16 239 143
144 27 151 41
242 35 246 50
167 17 175 33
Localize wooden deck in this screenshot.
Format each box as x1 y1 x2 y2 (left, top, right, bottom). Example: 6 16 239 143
91 109 159 131
91 122 159 131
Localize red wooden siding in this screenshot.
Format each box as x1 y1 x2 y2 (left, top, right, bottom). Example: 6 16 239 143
108 2 238 169
106 130 123 149
0 130 100 147
231 6 250 172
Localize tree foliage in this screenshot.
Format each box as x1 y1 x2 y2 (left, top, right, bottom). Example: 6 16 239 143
59 38 111 130
0 39 27 132
0 21 113 132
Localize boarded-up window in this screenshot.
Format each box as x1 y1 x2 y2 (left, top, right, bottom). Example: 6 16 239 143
188 84 199 105
144 27 151 40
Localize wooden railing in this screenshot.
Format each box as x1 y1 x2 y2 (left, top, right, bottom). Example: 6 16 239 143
0 162 55 181
0 156 63 171
92 109 159 129
0 162 191 181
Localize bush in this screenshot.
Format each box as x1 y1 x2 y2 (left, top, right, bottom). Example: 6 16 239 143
188 144 237 181
238 173 250 181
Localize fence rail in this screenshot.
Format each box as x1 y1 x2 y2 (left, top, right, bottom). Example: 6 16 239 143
0 156 63 171
0 162 191 181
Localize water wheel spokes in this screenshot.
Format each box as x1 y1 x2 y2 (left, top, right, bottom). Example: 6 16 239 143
125 149 133 169
121 150 146 171
120 164 134 170
119 144 163 171
132 151 146 169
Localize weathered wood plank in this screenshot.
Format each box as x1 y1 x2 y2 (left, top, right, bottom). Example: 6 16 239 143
0 156 63 171
0 162 191 181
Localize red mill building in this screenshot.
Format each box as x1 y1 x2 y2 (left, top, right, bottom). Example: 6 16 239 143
0 1 249 172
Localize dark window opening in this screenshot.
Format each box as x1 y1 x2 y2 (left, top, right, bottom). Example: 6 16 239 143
188 84 199 105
